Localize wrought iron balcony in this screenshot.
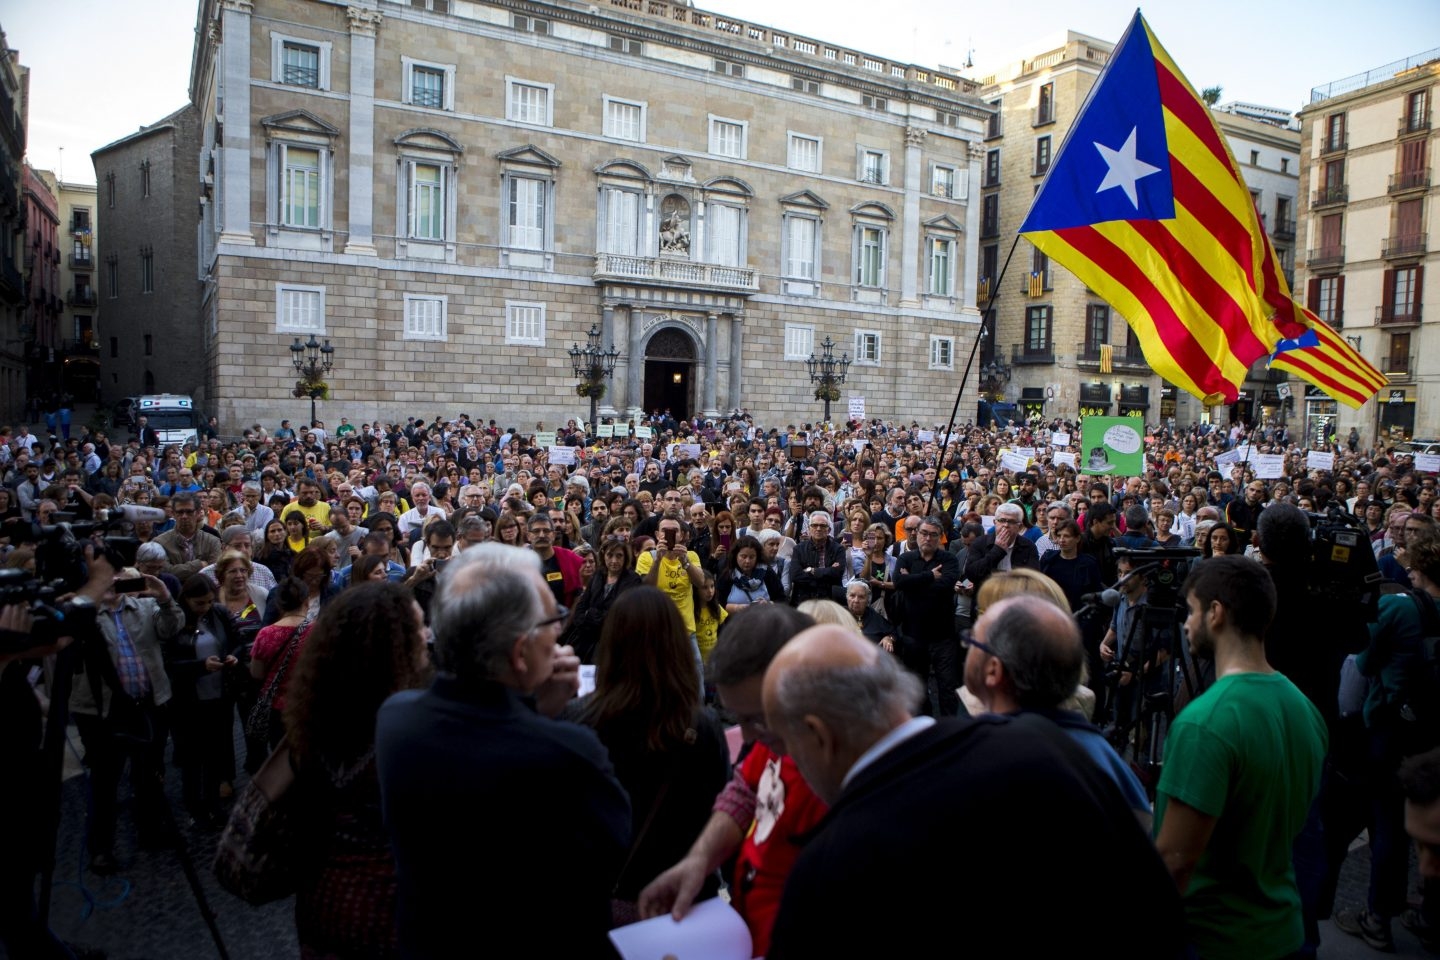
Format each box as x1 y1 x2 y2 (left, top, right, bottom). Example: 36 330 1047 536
1399 114 1431 137
1011 343 1054 364
67 287 97 307
592 253 757 292
1311 184 1348 208
68 252 93 269
1272 218 1296 240
62 338 99 355
1383 355 1415 379
1382 233 1427 259
1319 134 1348 156
1306 246 1345 269
1377 304 1422 325
1389 169 1431 193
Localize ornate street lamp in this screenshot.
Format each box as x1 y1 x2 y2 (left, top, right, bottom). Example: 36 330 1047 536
569 323 620 434
979 358 1011 402
806 335 851 424
290 334 335 428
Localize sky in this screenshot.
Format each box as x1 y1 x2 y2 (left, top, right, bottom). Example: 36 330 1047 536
5 0 1437 184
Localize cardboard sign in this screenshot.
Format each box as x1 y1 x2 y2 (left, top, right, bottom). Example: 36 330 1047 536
917 430 935 443
634 425 652 439
1416 453 1440 474
1052 432 1071 447
1054 451 1076 469
1306 450 1335 471
596 423 614 438
1253 453 1285 479
535 431 557 448
547 446 576 465
1014 446 1036 458
848 396 866 420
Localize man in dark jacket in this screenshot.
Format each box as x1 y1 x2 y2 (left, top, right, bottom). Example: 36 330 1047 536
897 516 962 715
962 502 1040 598
376 545 629 960
789 511 845 606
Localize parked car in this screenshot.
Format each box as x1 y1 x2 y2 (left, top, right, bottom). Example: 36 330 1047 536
1394 439 1440 457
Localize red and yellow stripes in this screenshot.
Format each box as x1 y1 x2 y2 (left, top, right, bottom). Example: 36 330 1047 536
1271 306 1387 409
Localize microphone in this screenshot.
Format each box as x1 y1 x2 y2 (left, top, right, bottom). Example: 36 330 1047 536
1079 589 1124 608
108 504 169 523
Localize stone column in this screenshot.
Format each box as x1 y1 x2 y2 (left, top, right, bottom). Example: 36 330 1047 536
218 0 255 245
344 4 382 256
627 307 645 421
728 314 744 414
899 126 927 306
702 313 719 417
963 141 984 313
599 304 618 417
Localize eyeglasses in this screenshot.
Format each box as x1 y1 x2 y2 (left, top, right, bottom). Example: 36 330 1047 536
959 629 999 657
993 518 1019 526
530 604 569 633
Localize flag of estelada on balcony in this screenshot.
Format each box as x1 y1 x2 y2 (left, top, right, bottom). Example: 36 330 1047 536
1028 272 1044 298
1099 344 1114 374
1019 10 1290 405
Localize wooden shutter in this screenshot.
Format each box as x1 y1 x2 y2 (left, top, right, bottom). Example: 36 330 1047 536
1397 199 1423 239
1383 269 1396 317
1336 276 1346 322
1307 277 1320 310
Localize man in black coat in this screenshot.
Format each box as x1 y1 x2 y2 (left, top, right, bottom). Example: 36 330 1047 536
376 545 630 959
961 502 1040 598
895 516 962 715
789 511 845 606
760 624 1185 960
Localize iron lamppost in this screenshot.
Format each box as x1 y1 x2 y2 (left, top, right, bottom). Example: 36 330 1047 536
569 323 620 434
290 334 335 428
806 336 852 424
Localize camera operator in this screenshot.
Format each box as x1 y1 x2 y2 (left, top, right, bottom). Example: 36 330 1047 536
73 566 184 874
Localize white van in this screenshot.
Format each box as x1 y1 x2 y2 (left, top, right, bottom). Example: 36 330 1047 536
135 394 200 447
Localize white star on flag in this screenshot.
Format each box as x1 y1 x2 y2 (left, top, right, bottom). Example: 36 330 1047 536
1094 127 1161 209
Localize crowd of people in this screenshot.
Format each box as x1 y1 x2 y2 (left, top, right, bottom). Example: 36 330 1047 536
1 405 1439 959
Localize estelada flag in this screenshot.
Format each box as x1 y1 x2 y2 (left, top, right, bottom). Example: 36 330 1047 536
1020 11 1289 405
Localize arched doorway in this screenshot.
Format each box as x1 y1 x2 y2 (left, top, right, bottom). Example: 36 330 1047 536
642 327 696 420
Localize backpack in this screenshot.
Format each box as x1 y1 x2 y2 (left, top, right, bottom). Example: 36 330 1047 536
1401 589 1440 731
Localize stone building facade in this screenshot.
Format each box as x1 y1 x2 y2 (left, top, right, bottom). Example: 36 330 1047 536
1296 51 1438 445
190 0 990 430
92 105 204 403
33 171 100 402
21 164 61 401
0 30 27 420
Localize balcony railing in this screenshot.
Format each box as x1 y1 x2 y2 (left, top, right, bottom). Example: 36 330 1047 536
1312 184 1348 207
1320 135 1348 156
282 63 319 87
62 338 98 355
1113 347 1150 368
66 287 96 307
1383 355 1415 379
1306 246 1345 269
1390 169 1431 193
980 220 1000 239
1377 304 1422 325
1382 233 1427 259
1033 106 1055 127
1272 218 1296 240
68 252 93 269
1399 114 1431 137
592 253 757 291
1315 309 1344 329
1011 343 1054 364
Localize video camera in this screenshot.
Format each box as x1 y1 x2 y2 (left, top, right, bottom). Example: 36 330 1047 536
1302 505 1383 625
1113 546 1202 611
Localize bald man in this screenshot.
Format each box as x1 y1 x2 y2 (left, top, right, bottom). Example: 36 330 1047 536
762 625 1184 960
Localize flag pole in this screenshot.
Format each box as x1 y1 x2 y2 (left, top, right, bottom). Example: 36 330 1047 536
926 234 1023 521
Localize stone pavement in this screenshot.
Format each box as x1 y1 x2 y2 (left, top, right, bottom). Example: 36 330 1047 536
32 715 1440 960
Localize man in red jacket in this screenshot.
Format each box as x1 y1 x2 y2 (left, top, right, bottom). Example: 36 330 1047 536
527 513 583 607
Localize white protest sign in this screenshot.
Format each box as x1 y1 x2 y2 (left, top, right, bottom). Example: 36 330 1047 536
848 396 866 420
1306 450 1335 471
596 423 614 438
1252 453 1285 479
852 439 868 454
917 429 935 443
535 431 557 448
547 446 577 465
980 514 996 533
578 664 597 698
1014 446 1036 458
1054 451 1076 469
1000 451 1031 474
634 425 652 439
1052 432 1071 448
1214 449 1242 468
1416 453 1440 474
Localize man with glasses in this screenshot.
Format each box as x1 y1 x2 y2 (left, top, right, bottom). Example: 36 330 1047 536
377 544 627 959
527 514 584 608
154 491 222 580
897 516 963 715
962 503 1040 600
789 511 844 606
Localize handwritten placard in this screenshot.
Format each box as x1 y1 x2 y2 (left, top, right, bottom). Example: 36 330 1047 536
1054 451 1076 469
535 431 557 448
547 446 576 465
917 429 935 443
1416 453 1440 474
596 423 614 438
1014 446 1036 458
848 396 866 420
1052 432 1071 448
1306 450 1335 471
634 425 652 439
1252 453 1285 479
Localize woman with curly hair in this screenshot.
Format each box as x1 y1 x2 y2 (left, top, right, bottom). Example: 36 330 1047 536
283 582 430 959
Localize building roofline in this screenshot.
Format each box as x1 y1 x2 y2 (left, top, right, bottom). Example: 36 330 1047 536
91 105 191 157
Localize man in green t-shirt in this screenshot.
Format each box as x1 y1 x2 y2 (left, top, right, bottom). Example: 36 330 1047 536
1154 555 1327 960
